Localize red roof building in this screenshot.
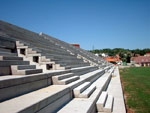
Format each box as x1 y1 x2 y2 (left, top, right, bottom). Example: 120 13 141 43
144 53 150 56
131 56 150 67
71 44 80 48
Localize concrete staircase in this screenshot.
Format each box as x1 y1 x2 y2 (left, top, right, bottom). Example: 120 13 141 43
0 55 43 75
96 91 114 113
75 83 96 98
0 66 113 113
0 50 43 76
57 67 114 113
0 20 125 113
11 65 43 75
52 73 80 85
16 41 67 71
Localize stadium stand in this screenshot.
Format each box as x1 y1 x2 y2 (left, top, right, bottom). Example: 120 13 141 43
0 20 125 113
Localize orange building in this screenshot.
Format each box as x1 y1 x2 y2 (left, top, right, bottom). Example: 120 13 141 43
105 55 121 64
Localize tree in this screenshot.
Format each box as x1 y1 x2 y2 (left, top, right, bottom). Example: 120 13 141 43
89 48 150 63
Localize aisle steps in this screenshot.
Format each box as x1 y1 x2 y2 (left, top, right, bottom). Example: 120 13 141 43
96 91 114 113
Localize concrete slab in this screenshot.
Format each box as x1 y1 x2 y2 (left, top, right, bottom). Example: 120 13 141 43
106 67 126 113
104 95 114 113
96 91 108 112
79 85 96 98
0 85 70 113
73 82 91 97
58 89 101 113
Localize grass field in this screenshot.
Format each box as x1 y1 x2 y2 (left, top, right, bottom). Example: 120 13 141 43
120 67 150 113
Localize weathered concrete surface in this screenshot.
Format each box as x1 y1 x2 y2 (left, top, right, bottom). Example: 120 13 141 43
103 95 114 113
58 89 101 113
0 85 71 113
0 70 70 102
106 66 126 113
73 82 91 97
96 91 108 112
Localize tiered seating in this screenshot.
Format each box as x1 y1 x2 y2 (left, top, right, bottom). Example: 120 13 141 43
57 67 114 113
40 33 109 68
0 20 125 113
0 21 90 70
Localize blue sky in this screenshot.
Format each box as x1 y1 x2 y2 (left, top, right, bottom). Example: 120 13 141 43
0 0 150 50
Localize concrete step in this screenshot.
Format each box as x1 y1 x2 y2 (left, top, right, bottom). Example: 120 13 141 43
64 66 71 69
37 46 69 54
55 59 84 63
103 95 114 113
0 56 23 61
73 82 91 98
38 47 72 56
12 69 43 75
50 57 80 61
16 65 36 70
53 73 75 80
52 73 75 84
58 76 80 85
27 50 37 54
67 62 89 66
69 63 90 68
16 42 24 47
0 52 17 56
0 69 71 101
57 89 101 113
71 66 98 76
0 60 29 66
44 54 77 59
96 91 108 112
55 61 86 65
57 63 71 69
27 48 37 54
78 84 96 98
93 69 113 91
67 68 107 90
41 49 72 56
0 85 71 113
0 48 11 52
22 69 43 75
17 46 28 49
80 69 105 83
26 53 41 57
40 56 51 62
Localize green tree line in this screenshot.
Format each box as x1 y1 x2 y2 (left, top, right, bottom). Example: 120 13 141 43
89 48 150 62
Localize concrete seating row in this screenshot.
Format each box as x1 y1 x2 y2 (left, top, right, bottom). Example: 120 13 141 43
57 67 114 113
0 66 112 113
40 33 109 68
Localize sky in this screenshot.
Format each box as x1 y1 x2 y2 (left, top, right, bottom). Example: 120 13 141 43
0 0 150 50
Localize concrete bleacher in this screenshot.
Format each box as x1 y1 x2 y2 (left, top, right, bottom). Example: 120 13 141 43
0 20 125 113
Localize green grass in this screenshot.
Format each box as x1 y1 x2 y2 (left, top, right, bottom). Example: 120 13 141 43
120 67 150 113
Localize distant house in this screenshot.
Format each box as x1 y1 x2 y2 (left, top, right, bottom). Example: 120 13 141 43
101 53 108 57
131 56 150 67
95 53 99 56
144 53 150 57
